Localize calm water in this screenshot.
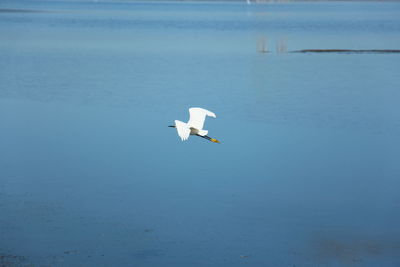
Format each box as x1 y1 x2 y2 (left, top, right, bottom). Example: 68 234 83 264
1 1 400 266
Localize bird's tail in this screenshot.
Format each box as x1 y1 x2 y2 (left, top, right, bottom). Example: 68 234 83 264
197 130 208 136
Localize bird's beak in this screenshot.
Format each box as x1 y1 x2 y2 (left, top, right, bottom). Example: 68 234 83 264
168 125 175 128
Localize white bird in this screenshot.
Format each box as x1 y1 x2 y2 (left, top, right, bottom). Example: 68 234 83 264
169 107 220 143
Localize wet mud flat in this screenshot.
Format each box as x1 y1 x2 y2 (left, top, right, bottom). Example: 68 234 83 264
0 254 33 267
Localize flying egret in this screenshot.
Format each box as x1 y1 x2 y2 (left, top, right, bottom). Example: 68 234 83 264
169 107 220 143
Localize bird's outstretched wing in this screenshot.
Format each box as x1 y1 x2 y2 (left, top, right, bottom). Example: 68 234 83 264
175 120 190 141
187 107 216 130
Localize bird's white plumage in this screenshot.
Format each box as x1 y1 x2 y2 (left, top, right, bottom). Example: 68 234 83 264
172 107 216 141
187 107 216 131
174 120 190 141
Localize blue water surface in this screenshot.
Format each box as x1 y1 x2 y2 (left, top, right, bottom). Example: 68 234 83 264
1 1 400 266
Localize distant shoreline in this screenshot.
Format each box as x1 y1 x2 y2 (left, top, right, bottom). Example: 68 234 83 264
2 0 399 3
292 49 400 54
0 8 48 13
95 0 400 2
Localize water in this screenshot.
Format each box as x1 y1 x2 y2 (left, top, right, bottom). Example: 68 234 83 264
1 1 400 266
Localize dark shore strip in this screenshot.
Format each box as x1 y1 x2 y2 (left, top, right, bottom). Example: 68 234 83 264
292 49 400 54
0 8 47 13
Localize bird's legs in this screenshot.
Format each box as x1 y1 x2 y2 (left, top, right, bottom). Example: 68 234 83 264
196 134 220 143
